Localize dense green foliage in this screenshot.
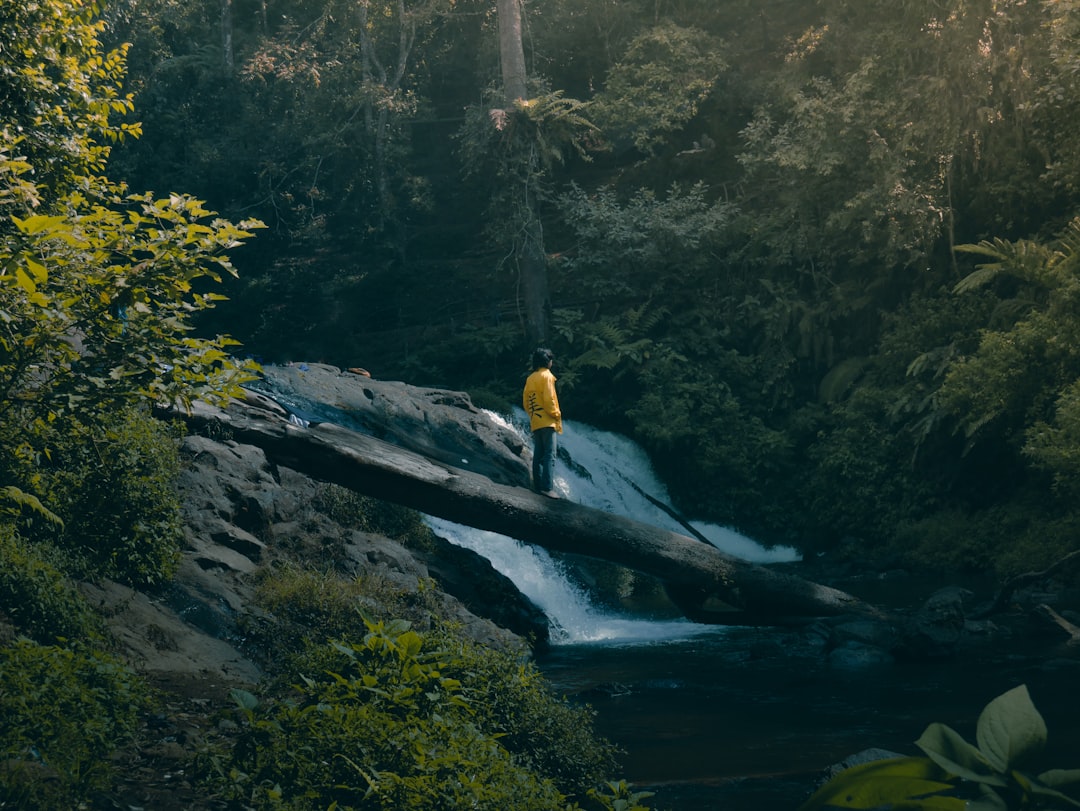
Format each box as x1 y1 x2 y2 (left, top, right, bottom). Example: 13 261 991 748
0 525 102 642
0 639 147 808
32 409 185 585
0 5 652 809
100 0 1080 574
10 3 1080 809
0 0 259 620
203 617 626 811
0 2 258 807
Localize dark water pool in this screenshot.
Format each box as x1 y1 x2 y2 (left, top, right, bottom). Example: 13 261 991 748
537 621 1080 811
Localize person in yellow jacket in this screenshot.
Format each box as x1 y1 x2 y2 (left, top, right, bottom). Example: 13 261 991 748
522 347 563 498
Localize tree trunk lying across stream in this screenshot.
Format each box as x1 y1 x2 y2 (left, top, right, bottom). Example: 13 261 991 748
168 395 885 626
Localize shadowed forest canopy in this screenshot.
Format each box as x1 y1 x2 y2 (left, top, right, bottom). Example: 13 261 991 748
11 2 1080 809
99 0 1080 577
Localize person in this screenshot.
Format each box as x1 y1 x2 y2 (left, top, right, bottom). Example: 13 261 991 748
522 347 563 498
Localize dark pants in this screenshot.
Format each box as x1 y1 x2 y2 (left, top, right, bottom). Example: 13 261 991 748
531 426 557 492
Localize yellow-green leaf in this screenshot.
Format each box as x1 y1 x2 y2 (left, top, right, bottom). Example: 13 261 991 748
15 266 36 293
799 757 961 811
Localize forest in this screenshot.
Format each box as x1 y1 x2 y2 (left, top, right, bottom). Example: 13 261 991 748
100 0 1080 573
3 0 1080 808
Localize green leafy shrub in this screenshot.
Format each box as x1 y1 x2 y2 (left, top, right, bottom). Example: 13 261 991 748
205 618 580 811
0 639 147 808
431 629 622 799
799 685 1080 810
246 563 439 671
587 781 656 811
0 523 101 642
38 409 184 587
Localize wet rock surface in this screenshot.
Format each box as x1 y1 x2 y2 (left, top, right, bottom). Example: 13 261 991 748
255 363 531 487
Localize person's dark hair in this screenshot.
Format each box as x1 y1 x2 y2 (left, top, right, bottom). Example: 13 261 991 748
531 347 555 369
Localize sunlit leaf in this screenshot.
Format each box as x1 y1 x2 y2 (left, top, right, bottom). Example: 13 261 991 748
11 213 67 235
799 757 962 810
14 267 36 293
24 258 48 284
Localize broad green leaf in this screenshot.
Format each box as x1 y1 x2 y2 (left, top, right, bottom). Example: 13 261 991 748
975 685 1046 771
24 257 47 284
399 631 423 657
916 723 1006 785
1029 771 1080 808
1040 769 1080 788
230 688 259 711
799 757 961 810
966 788 1008 811
1028 780 1080 808
14 266 36 293
11 213 66 235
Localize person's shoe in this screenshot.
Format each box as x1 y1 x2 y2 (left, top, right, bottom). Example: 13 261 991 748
541 490 560 499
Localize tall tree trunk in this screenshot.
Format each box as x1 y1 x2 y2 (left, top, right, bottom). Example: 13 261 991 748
496 0 550 346
221 0 234 77
357 0 417 236
497 0 527 102
519 211 549 347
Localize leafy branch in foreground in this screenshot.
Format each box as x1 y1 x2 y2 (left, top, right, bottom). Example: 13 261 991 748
800 685 1080 810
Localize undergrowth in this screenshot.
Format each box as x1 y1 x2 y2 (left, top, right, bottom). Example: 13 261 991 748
0 639 148 808
198 616 637 811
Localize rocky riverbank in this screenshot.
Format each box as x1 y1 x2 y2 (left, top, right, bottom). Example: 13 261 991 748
66 363 552 808
67 362 1080 809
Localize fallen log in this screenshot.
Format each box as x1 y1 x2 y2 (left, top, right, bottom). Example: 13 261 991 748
1038 603 1080 645
167 397 884 626
971 548 1080 620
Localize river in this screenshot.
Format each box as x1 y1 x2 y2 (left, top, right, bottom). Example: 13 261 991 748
428 413 1080 811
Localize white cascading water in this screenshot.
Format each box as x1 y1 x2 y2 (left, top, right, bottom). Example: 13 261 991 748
425 410 800 646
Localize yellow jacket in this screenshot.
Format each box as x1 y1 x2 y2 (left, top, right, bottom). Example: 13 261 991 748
522 367 562 433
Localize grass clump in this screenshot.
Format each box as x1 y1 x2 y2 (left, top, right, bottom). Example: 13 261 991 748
245 562 443 672
313 482 437 550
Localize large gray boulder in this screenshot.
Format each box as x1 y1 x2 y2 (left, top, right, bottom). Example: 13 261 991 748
255 363 531 488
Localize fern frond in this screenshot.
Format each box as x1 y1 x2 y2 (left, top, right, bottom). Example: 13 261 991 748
954 237 1061 292
818 356 868 403
593 321 627 347
1055 217 1080 261
0 485 64 528
574 347 622 369
952 265 1005 294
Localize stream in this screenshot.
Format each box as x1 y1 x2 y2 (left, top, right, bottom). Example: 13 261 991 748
536 603 1080 810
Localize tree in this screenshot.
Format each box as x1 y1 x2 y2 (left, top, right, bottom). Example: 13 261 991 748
497 0 550 347
0 0 261 499
588 22 726 156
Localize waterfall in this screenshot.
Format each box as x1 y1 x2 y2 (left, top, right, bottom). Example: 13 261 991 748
248 368 797 646
425 411 799 646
